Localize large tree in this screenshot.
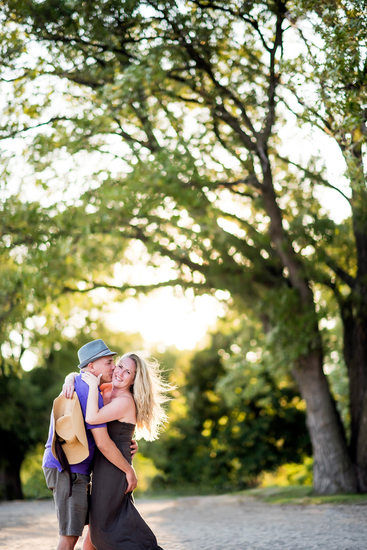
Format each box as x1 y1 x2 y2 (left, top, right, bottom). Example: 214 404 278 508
1 0 366 493
284 0 367 491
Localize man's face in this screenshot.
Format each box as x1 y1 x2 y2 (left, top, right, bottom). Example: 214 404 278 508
91 355 116 384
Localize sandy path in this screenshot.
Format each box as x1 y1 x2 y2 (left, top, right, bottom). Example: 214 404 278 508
0 494 366 549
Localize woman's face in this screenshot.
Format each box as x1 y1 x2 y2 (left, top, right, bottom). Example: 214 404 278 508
113 356 136 389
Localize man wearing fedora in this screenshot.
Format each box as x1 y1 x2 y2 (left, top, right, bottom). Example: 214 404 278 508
43 339 138 550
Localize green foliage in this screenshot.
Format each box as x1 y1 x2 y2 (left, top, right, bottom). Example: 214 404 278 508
143 328 311 493
0 359 46 499
287 0 367 216
260 456 313 487
2 0 359 376
0 0 366 495
20 444 51 499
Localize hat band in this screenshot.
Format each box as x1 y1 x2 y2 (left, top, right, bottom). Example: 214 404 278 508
79 349 115 368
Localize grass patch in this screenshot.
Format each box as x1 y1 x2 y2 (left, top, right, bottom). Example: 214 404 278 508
241 485 367 505
136 484 228 500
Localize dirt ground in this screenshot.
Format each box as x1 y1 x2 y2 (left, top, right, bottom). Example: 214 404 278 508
1 494 367 550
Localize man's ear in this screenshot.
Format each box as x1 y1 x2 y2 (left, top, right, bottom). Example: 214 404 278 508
88 362 96 374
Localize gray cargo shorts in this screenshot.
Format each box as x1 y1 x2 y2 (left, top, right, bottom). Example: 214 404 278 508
43 467 90 537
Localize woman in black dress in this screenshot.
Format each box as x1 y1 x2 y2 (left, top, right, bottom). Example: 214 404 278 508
82 353 169 550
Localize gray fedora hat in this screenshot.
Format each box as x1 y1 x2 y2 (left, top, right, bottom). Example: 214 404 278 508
77 339 117 369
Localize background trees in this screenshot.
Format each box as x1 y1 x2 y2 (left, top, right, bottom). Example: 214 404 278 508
0 0 366 495
145 328 311 492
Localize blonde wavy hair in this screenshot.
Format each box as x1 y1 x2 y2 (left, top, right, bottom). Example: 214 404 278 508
117 352 172 441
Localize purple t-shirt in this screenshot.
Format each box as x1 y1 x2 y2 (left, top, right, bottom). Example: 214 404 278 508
42 374 106 475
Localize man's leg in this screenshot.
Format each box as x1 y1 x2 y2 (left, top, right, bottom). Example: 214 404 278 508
56 535 79 550
82 527 95 550
43 468 89 548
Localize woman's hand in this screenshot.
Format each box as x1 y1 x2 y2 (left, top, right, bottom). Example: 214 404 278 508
82 372 101 388
125 465 138 493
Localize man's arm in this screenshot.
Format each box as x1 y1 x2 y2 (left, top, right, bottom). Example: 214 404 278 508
91 426 138 493
62 372 78 398
131 439 138 458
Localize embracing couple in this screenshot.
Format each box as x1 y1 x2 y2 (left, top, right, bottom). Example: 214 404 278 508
42 339 169 550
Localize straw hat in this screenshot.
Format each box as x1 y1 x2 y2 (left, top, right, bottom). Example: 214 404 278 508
51 393 89 465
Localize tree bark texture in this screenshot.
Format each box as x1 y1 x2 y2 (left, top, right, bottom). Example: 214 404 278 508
340 147 367 491
341 297 367 491
293 352 358 494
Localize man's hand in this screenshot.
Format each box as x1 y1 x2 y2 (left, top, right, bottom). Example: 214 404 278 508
62 372 77 399
130 439 138 459
125 465 138 493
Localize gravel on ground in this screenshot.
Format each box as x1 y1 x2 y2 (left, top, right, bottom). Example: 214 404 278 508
0 493 366 550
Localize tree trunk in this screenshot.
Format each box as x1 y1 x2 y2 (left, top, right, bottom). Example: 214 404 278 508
0 457 23 500
345 128 367 490
259 160 357 493
341 298 367 491
356 395 367 492
293 351 357 494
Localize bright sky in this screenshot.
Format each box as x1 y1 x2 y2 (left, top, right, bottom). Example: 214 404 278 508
104 290 226 351
19 290 225 371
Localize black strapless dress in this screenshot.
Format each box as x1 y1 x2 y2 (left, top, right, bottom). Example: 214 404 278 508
89 420 164 550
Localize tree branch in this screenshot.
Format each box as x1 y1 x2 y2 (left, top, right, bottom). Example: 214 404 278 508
214 175 261 191
260 3 285 142
130 89 161 151
189 0 272 53
0 116 72 140
275 152 351 204
111 116 155 150
42 32 138 60
63 278 207 294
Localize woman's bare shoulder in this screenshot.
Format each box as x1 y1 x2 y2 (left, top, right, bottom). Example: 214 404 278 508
114 392 135 405
113 393 136 422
